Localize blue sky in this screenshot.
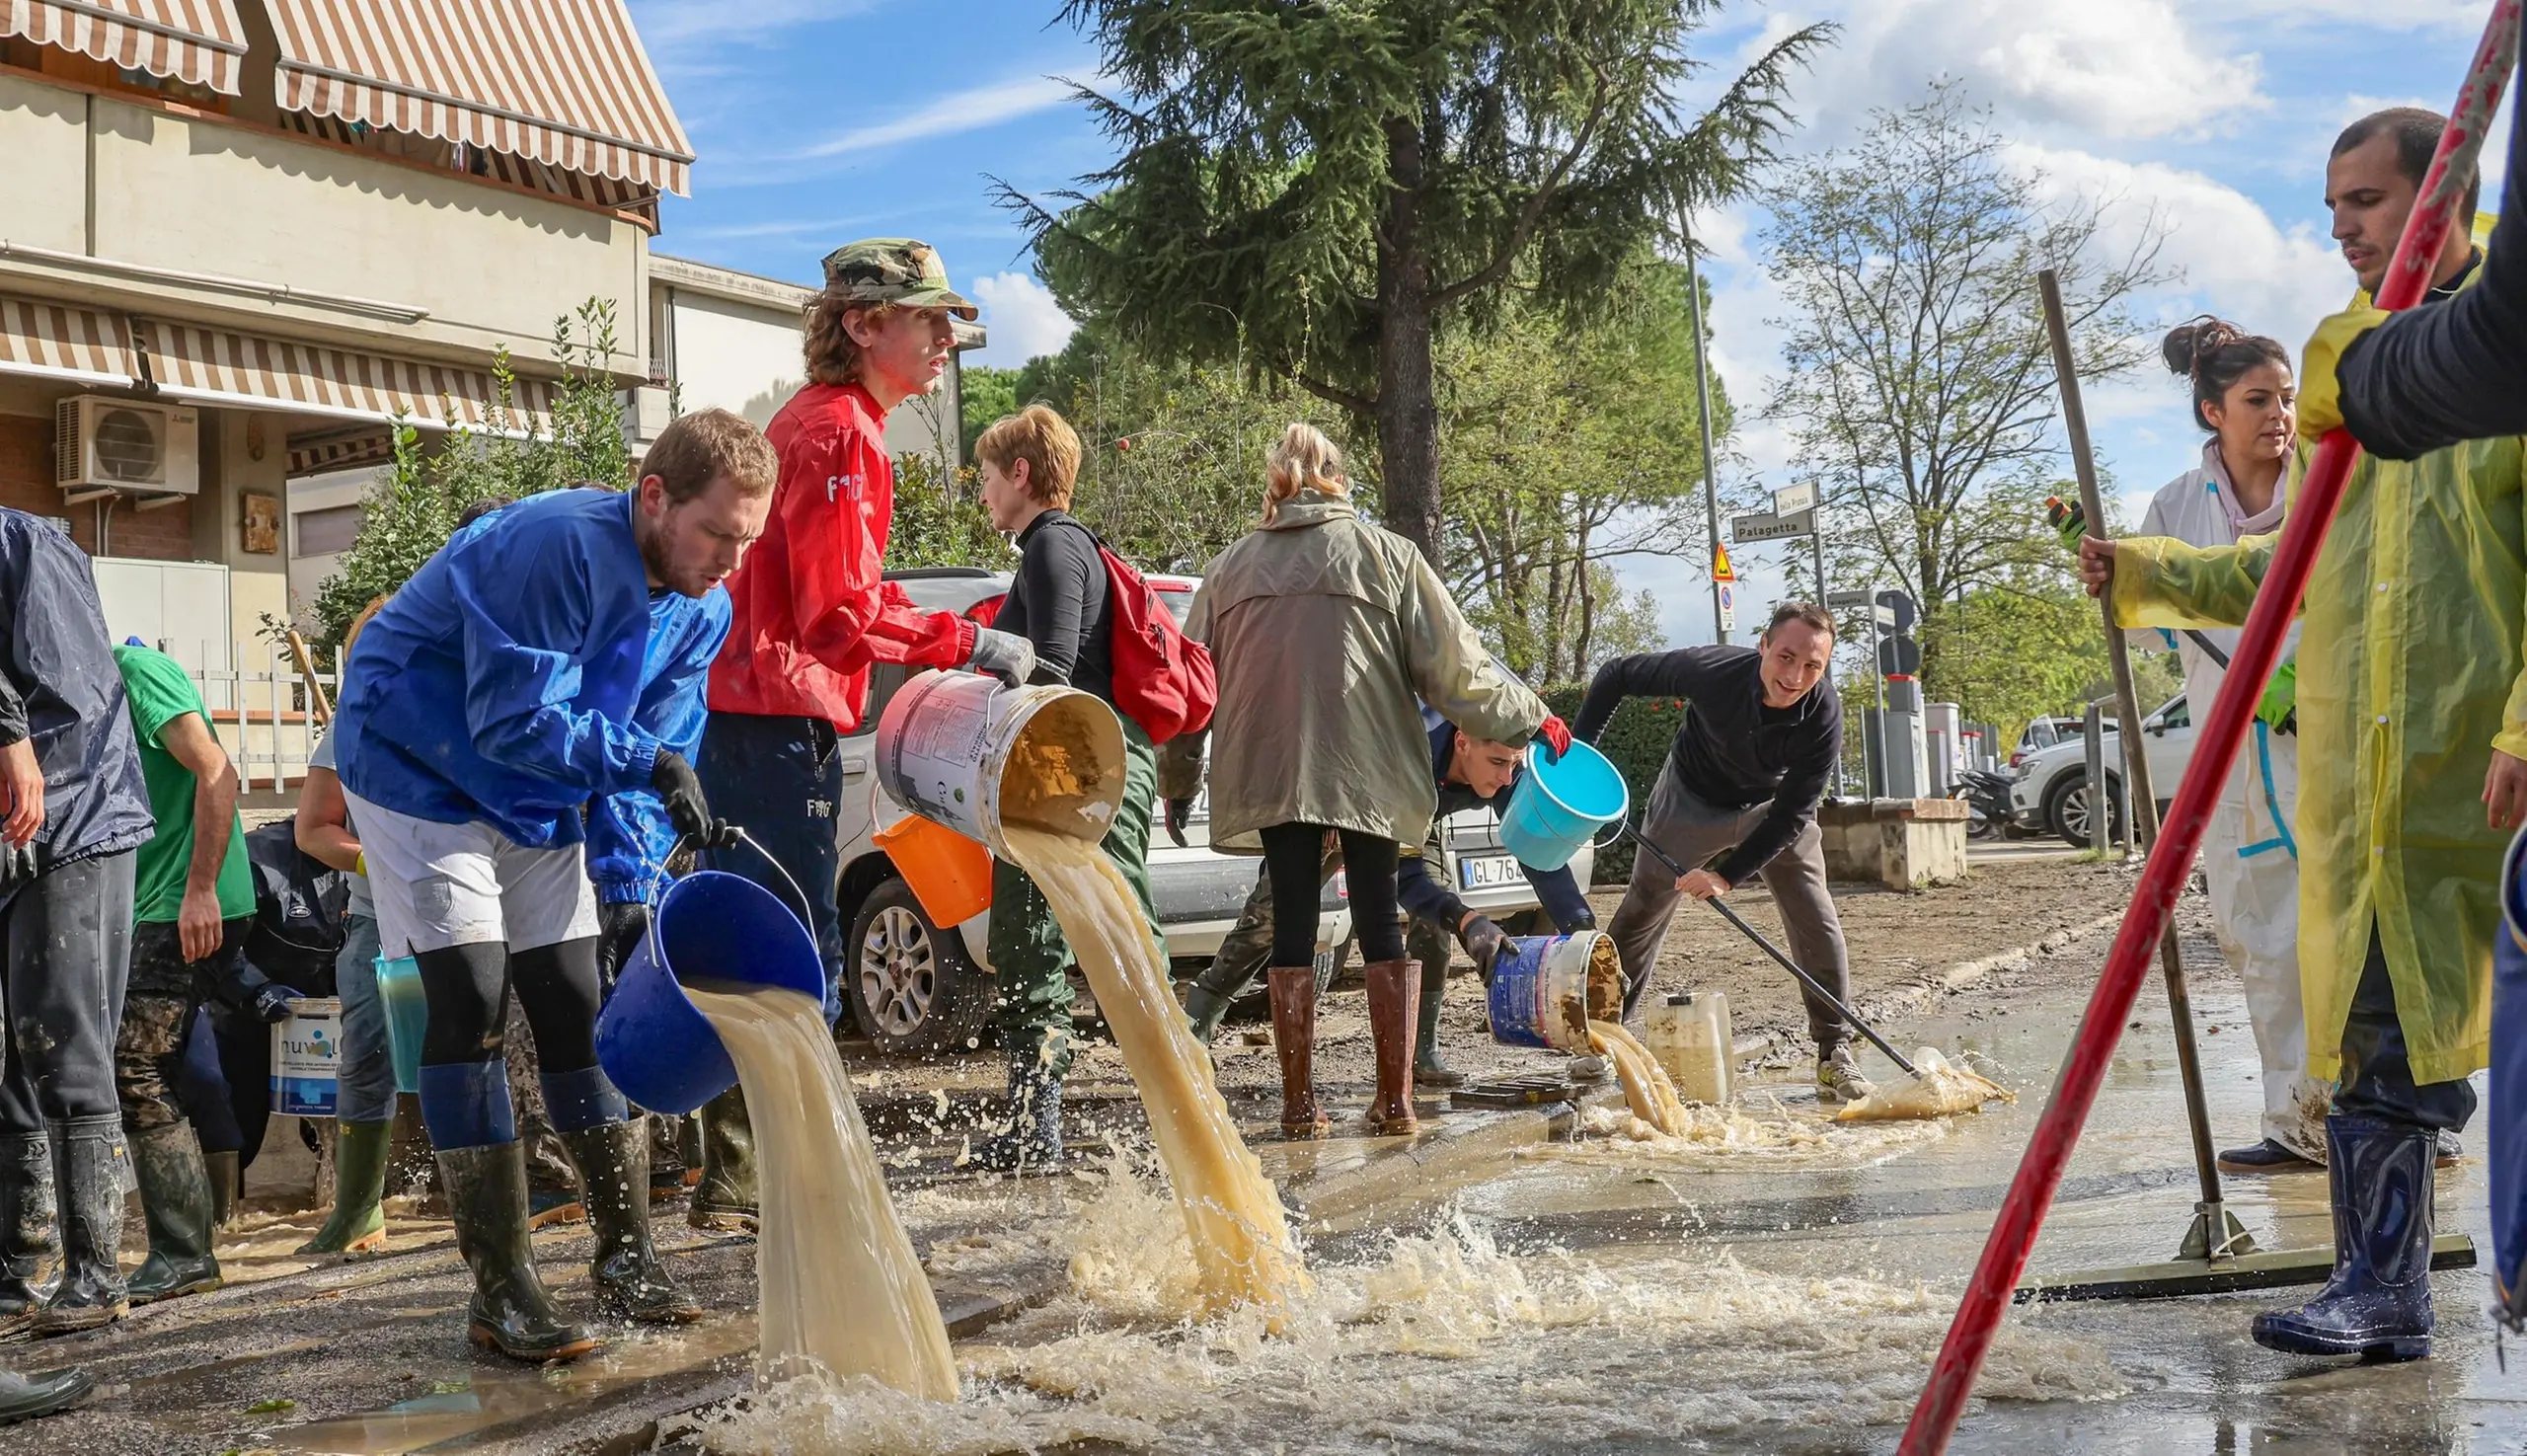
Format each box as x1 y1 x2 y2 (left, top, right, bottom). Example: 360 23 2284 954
628 0 2510 649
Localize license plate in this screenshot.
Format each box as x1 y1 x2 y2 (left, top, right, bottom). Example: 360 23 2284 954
1459 855 1524 890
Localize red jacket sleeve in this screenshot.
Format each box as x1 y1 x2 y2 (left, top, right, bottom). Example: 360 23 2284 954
782 424 975 674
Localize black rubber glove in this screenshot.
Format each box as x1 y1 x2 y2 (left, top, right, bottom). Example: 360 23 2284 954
1460 914 1508 984
252 981 305 1025
595 900 651 992
1164 798 1193 848
651 750 736 848
966 627 1037 689
1559 905 1597 934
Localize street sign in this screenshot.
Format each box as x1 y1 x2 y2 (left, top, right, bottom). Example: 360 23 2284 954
1718 580 1736 634
1712 541 1736 583
1875 589 1919 634
1773 482 1817 515
1825 589 1875 608
1731 507 1815 544
1877 635 1923 677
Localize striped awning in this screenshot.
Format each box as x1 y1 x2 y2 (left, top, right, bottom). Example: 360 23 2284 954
130 316 556 436
262 0 693 196
283 426 396 478
0 0 247 94
0 294 139 388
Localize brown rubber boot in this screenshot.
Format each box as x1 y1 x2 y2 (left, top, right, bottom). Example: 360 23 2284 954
1363 958 1420 1135
1265 966 1329 1139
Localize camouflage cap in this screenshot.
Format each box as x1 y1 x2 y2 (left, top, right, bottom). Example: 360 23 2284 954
818 238 977 321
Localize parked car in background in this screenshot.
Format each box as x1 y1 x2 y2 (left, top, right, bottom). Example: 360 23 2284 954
829 569 1587 1055
2010 694 2194 847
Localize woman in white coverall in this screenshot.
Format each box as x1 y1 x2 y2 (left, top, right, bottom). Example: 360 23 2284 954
2137 318 2328 1171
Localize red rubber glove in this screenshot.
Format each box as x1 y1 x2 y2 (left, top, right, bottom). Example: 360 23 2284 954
1537 716 1572 759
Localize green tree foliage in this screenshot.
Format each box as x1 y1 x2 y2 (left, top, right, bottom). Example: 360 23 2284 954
1442 256 1724 681
886 451 1014 572
1007 0 1829 568
1763 83 2170 708
309 301 636 651
959 364 1023 459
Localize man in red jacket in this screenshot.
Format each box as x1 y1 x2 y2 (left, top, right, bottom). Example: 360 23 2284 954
688 238 1032 1227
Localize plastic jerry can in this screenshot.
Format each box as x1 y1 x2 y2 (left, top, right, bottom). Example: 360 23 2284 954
1647 990 1731 1105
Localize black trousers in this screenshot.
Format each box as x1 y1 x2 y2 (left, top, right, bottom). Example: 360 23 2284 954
1260 824 1403 968
699 712 846 1024
2336 927 2478 1135
0 851 135 1133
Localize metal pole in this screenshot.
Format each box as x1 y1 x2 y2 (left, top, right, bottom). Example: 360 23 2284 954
2083 701 2106 856
1812 524 1840 795
1684 230 1727 645
2041 267 2234 1239
1901 12 2518 1443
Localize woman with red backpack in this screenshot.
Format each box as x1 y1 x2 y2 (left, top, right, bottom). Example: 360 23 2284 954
970 405 1167 1170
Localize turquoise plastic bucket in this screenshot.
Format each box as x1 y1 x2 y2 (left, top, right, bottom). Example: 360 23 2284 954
375 956 426 1096
1497 740 1630 872
595 870 826 1116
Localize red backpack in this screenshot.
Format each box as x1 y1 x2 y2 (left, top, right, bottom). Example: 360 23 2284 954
1091 536 1215 744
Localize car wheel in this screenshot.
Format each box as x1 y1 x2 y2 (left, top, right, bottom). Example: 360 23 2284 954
2044 770 2123 849
844 878 994 1057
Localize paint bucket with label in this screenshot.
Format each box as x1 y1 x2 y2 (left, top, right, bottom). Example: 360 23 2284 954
270 997 344 1117
1486 931 1622 1052
873 670 1124 856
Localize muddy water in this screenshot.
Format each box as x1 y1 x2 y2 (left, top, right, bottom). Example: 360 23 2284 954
997 824 1311 1324
670 1155 2126 1456
686 980 958 1400
1539 1099 1953 1170
1586 1018 1688 1134
1834 1046 2015 1122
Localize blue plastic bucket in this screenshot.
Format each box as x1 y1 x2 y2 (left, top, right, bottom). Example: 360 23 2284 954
1487 930 1622 1052
1497 740 1629 872
375 957 426 1096
595 870 826 1116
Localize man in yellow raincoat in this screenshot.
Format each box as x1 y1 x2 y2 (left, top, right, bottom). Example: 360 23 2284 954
2081 107 2513 1364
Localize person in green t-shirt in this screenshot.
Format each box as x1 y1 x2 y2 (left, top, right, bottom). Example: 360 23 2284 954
109 644 299 1309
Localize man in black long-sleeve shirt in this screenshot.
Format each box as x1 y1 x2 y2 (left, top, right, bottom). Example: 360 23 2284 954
1574 602 1870 1104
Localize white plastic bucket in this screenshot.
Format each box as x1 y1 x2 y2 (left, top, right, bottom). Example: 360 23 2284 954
874 670 1126 857
270 996 344 1117
1486 931 1623 1052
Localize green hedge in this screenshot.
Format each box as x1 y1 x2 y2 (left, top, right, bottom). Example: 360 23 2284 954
1543 686 1682 885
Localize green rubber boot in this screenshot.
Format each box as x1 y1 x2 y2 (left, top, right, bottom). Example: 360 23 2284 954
559 1120 702 1325
0 1364 91 1424
1412 954 1465 1088
1182 983 1233 1044
124 1121 221 1307
297 1120 392 1256
438 1141 598 1363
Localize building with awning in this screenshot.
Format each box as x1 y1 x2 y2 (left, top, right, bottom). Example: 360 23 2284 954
0 0 688 668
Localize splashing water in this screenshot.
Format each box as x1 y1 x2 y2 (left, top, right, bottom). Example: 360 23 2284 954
1533 1098 1953 1170
1833 1047 2016 1122
670 1157 2125 1456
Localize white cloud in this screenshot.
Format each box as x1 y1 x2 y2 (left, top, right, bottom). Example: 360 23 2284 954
630 0 877 50
1795 0 2264 144
965 273 1076 368
793 75 1077 160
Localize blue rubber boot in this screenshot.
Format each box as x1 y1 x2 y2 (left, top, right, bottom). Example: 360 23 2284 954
2252 1112 2437 1360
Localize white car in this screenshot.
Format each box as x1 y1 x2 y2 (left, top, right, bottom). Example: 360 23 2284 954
2009 694 2195 847
832 569 1588 1055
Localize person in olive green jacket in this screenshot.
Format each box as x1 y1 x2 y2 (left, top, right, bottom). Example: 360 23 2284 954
1161 422 1544 1138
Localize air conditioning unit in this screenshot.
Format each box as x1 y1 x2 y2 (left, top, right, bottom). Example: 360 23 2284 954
55 395 200 503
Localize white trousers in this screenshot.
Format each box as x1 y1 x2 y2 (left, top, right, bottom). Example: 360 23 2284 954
2199 723 2325 1160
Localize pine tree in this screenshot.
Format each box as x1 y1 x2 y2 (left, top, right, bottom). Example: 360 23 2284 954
1002 0 1828 567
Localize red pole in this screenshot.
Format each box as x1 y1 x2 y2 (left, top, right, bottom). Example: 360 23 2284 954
1899 8 2522 1450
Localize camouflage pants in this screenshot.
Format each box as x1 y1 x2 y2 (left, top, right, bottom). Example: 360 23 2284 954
115 918 252 1136
1191 841 1453 1005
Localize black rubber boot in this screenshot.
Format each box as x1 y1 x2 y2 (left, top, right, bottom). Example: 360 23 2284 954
202 1150 238 1231
0 1134 57 1328
2252 1113 2438 1360
437 1141 599 1363
558 1121 702 1325
1412 954 1464 1089
974 1053 1066 1174
124 1121 222 1306
29 1122 126 1337
0 1363 91 1424
687 1086 758 1233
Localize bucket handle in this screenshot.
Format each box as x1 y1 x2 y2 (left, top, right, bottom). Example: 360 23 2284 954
635 827 816 983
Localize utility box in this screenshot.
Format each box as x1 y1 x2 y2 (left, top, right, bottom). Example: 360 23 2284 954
1874 709 1932 800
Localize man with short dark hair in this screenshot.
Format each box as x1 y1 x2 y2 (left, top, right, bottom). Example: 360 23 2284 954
2081 106 2520 1361
1574 602 1866 1103
336 407 772 1362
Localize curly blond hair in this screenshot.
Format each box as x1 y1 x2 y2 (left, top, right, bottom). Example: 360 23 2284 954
1263 421 1348 522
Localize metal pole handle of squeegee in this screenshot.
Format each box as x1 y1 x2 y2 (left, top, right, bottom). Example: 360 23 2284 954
2040 268 2230 1216
1901 8 2521 1451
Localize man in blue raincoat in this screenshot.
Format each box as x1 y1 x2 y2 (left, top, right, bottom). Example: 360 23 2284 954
334 408 771 1363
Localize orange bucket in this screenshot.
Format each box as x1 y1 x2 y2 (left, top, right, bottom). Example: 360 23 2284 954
873 813 993 927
